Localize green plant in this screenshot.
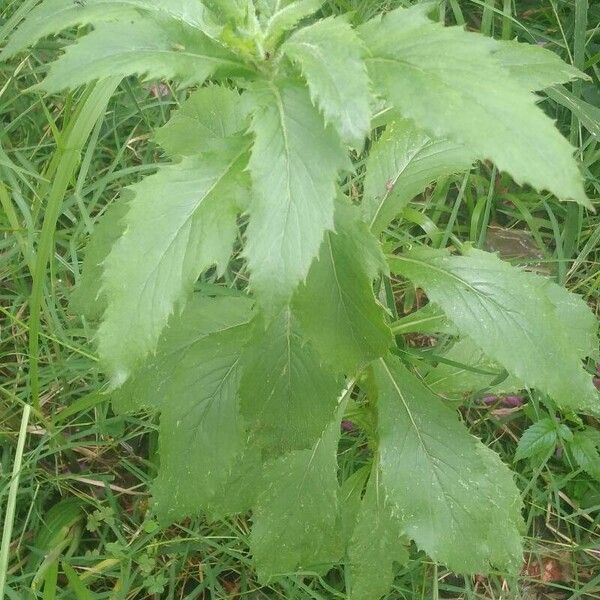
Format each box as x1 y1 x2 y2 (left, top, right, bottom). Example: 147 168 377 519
3 0 599 597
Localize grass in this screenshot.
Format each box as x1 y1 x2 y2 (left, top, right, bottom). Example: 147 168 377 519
1 0 599 598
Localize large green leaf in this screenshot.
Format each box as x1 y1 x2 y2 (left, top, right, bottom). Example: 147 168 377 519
238 307 342 454
389 247 599 415
282 16 371 146
359 4 589 207
154 85 252 156
363 119 474 233
244 80 350 314
250 411 342 579
99 149 249 383
38 16 245 93
347 469 408 600
492 41 588 91
294 201 392 373
112 296 256 522
374 355 523 573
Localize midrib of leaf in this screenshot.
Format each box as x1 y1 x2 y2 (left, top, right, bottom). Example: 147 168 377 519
378 358 469 527
271 83 295 243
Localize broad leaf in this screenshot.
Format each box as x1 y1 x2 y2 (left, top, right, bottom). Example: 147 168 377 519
283 16 371 146
389 247 599 415
70 195 130 321
363 119 474 234
374 355 523 573
359 4 589 207
113 296 255 522
155 85 252 156
348 468 408 600
294 201 392 373
244 80 350 314
493 41 588 91
250 412 342 579
39 17 245 93
238 307 342 454
99 149 249 383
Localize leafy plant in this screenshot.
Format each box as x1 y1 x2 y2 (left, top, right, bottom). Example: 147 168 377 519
4 0 599 596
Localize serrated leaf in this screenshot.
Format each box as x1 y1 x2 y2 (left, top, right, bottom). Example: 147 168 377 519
514 419 558 462
569 431 600 480
542 279 599 360
99 149 249 383
425 338 524 396
244 80 350 314
239 307 342 454
374 355 523 573
348 469 408 600
282 16 370 146
359 4 589 207
154 85 252 156
363 119 474 233
389 247 599 415
70 195 130 321
493 41 588 91
39 16 245 93
113 296 255 522
293 201 392 373
263 0 324 45
250 411 342 579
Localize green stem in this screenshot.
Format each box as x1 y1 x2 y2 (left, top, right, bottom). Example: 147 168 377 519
28 79 119 412
0 404 31 597
563 0 587 269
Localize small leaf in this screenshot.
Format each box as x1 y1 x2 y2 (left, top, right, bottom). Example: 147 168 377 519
389 247 600 415
155 85 252 156
263 0 325 46
374 355 524 573
99 149 249 383
515 419 559 462
363 119 474 233
283 16 371 146
244 80 350 314
569 430 600 480
294 201 392 373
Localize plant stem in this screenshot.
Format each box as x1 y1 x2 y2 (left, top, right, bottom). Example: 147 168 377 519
563 0 588 269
